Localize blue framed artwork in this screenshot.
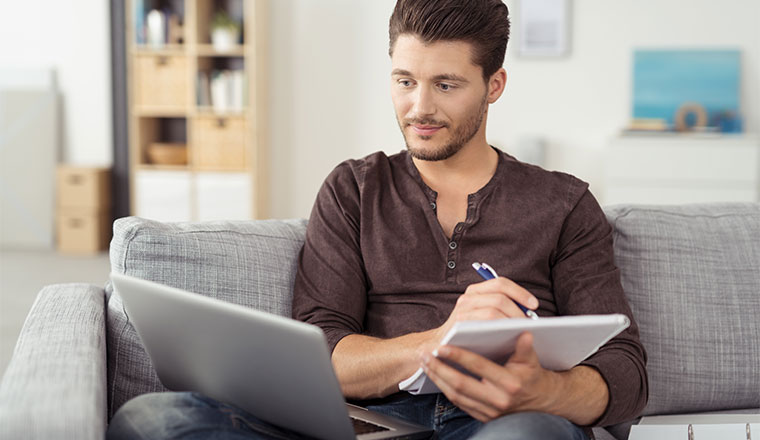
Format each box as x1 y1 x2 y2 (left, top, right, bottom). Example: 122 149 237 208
632 50 741 131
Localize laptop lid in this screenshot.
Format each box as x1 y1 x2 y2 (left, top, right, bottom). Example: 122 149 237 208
111 273 432 440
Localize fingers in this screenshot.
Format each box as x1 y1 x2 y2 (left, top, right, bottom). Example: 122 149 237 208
453 292 524 320
466 278 538 310
422 335 546 421
507 332 539 365
435 345 522 395
421 351 510 422
459 278 539 319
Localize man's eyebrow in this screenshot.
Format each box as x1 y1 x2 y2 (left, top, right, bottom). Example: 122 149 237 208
391 69 470 84
431 73 469 83
391 69 413 77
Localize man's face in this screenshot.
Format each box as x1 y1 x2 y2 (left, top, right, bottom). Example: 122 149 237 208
390 34 489 162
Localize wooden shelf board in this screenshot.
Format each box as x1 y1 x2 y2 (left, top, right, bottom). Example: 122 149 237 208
193 166 250 173
136 164 191 172
132 45 187 56
193 107 248 117
196 44 246 57
134 107 190 117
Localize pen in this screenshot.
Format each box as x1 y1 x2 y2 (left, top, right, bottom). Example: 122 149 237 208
472 262 539 320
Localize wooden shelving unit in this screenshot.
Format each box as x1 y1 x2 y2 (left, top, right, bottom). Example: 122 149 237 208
125 0 268 221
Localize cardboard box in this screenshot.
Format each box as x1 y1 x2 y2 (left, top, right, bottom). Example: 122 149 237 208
57 166 111 209
57 208 112 254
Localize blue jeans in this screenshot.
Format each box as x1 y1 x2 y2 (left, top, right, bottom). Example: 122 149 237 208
106 391 589 440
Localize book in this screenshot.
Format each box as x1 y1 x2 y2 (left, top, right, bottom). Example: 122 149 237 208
399 314 630 395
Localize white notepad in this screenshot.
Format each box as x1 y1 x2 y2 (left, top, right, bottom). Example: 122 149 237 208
399 314 630 395
629 414 760 440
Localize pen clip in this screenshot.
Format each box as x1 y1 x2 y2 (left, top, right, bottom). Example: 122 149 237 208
479 262 498 278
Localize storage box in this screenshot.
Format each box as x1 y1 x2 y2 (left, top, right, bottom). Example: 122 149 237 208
135 55 189 108
57 166 111 209
194 116 247 170
57 208 111 254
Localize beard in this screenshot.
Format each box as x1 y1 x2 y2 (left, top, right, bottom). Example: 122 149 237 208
400 93 488 162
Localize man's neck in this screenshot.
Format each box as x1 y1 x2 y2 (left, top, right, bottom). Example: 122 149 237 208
412 141 499 196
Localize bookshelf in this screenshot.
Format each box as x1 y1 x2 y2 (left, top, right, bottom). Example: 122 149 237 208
125 0 268 221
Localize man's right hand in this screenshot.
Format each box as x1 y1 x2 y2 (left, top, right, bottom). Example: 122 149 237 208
332 276 538 400
430 277 539 348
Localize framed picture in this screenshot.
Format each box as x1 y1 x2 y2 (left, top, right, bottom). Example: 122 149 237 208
518 0 571 57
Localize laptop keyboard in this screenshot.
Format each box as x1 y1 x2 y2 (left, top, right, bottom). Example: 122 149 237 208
352 417 391 435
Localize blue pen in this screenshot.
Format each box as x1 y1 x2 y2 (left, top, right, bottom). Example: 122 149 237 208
472 262 539 320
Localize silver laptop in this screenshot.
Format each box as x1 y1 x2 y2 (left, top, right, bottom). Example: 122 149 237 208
111 273 433 440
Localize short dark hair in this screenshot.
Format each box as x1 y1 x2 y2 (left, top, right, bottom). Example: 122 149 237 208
388 0 510 81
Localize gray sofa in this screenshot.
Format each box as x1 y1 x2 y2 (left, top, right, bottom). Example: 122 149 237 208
1 203 759 439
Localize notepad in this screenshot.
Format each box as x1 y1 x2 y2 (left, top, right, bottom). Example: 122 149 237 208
629 414 760 440
399 314 630 395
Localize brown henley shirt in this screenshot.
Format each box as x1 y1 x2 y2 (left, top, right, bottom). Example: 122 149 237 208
292 148 648 426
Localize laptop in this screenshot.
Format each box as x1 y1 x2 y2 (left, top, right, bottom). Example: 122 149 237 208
111 272 433 440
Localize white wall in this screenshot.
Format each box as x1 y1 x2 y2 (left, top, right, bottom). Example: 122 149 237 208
268 0 760 219
0 1 756 219
0 1 113 166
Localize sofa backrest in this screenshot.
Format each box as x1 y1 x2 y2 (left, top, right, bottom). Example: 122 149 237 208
105 217 307 419
605 203 760 416
105 203 760 421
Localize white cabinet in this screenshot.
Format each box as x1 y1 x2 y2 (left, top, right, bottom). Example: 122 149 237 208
604 135 760 205
134 171 252 222
196 172 252 221
135 170 192 222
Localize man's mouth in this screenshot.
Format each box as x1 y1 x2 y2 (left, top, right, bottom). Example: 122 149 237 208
410 124 444 136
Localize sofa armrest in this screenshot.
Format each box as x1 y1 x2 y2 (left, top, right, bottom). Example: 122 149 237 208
0 283 107 439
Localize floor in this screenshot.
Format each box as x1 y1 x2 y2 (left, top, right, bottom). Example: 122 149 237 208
0 249 112 379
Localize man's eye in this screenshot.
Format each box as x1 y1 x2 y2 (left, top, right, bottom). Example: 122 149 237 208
438 83 453 91
399 80 413 87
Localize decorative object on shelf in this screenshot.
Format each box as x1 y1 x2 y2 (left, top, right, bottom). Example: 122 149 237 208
712 110 743 134
210 10 241 52
626 118 668 133
203 69 245 112
518 0 571 57
631 49 742 133
167 14 184 45
147 142 188 166
146 9 166 48
674 102 709 132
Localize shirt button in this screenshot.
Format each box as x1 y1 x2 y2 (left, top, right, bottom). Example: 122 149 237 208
455 225 463 233
430 202 437 210
448 241 457 250
447 260 456 269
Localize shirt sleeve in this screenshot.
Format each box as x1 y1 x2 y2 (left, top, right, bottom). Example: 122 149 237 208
551 187 649 427
292 161 367 354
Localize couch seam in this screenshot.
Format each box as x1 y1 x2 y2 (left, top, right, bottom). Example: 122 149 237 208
109 221 139 419
612 208 758 221
168 229 305 242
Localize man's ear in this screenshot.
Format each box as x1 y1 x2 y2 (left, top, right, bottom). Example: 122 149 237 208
487 68 507 104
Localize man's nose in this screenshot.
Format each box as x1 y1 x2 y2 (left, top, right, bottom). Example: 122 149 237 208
410 86 436 117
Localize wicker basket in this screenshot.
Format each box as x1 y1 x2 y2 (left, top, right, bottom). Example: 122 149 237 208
146 142 188 165
135 55 189 108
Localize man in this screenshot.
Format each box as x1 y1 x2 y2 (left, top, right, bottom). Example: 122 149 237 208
292 0 646 438
108 1 646 439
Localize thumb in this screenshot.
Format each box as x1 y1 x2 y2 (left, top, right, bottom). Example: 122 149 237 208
508 332 538 365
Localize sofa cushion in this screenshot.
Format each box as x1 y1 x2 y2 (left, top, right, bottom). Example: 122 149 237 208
604 203 760 416
105 217 308 419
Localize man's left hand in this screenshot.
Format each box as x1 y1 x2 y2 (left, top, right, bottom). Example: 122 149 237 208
421 332 554 422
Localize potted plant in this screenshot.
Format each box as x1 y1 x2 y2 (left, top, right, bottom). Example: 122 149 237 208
210 11 241 51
